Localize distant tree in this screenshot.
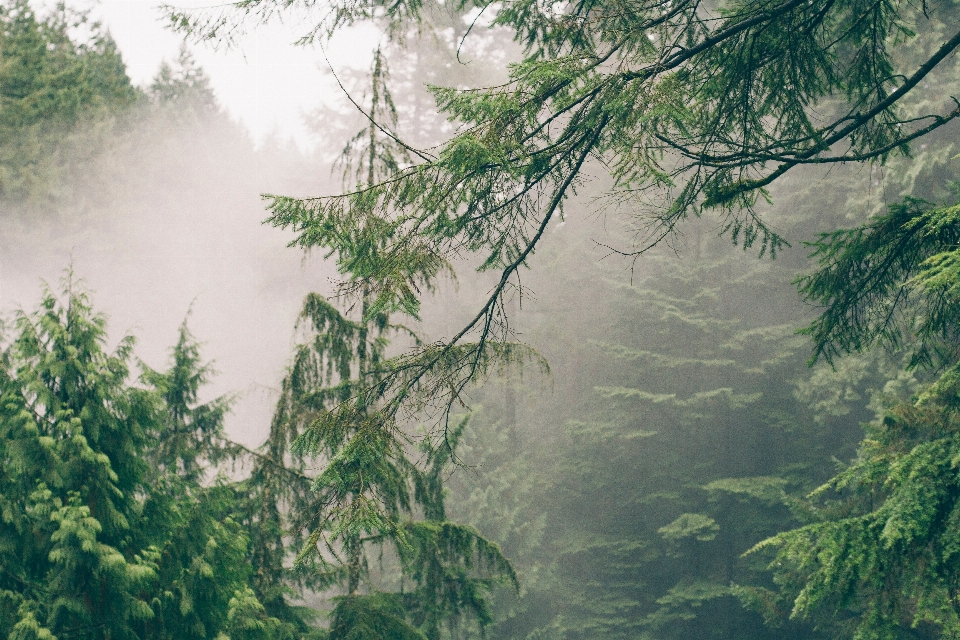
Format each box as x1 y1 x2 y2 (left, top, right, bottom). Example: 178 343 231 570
234 51 518 638
0 0 135 205
148 44 220 118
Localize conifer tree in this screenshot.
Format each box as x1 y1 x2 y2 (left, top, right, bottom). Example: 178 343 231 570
239 51 518 638
441 218 865 640
0 276 295 640
0 276 156 639
752 173 960 639
169 0 960 432
0 0 135 206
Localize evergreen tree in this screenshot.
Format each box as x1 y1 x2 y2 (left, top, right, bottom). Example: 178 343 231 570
147 45 221 122
0 0 135 207
238 51 518 638
437 215 871 640
171 0 960 466
140 316 231 485
749 179 960 637
0 276 155 639
0 276 295 640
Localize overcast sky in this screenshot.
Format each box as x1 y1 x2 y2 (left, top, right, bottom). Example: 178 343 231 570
90 0 380 149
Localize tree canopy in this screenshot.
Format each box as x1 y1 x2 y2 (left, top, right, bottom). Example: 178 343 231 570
0 0 135 205
160 0 960 636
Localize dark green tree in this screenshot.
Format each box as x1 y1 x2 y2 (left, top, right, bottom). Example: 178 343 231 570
166 0 960 456
0 0 135 206
140 316 231 485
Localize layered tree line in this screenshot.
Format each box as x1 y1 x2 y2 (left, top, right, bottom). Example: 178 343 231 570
9 0 960 638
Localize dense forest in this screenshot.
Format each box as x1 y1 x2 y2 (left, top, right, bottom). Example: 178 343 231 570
4 0 960 638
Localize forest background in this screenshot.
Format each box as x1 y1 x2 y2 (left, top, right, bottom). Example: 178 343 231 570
3 1 960 639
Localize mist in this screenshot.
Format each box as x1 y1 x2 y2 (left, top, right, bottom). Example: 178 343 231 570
3 4 959 638
0 73 338 447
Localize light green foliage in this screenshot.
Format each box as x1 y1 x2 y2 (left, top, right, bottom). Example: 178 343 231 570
757 370 960 639
658 514 720 544
0 277 292 640
0 277 152 639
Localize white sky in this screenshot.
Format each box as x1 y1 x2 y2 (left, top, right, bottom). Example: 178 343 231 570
90 0 382 149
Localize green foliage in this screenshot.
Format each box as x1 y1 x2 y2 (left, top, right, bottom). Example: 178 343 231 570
751 77 960 634
756 367 960 639
164 1 960 637
328 593 426 640
256 288 517 639
800 196 960 368
148 45 217 112
170 0 960 461
0 276 294 640
0 0 136 206
433 217 863 640
141 315 232 484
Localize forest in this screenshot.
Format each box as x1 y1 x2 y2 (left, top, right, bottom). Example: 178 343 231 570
3 0 960 638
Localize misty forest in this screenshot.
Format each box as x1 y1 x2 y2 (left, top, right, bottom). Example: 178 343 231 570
8 1 960 639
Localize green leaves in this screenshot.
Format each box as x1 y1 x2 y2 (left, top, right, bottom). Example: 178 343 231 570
658 514 721 543
329 593 427 640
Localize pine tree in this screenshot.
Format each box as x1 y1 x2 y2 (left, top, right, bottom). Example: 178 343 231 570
0 0 136 207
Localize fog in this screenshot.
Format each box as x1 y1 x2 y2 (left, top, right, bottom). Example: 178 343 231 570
0 97 336 446
3 11 957 638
